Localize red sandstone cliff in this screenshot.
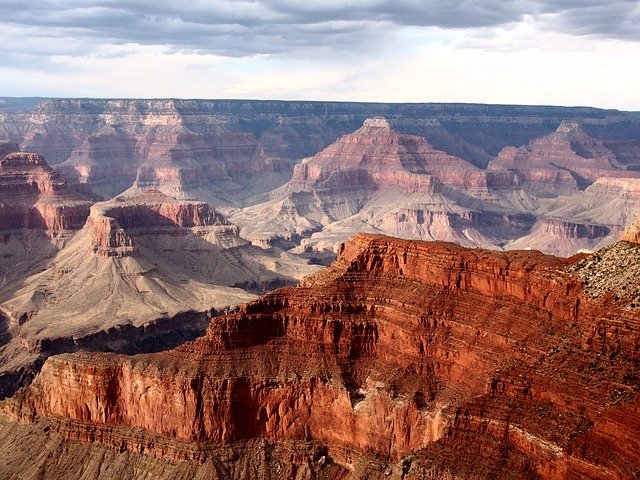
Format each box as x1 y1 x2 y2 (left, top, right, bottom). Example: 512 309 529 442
0 151 92 232
4 233 640 479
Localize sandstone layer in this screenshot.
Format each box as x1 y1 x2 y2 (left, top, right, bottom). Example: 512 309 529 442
232 118 635 257
0 151 92 232
489 121 634 194
3 233 640 479
2 98 638 204
2 100 640 257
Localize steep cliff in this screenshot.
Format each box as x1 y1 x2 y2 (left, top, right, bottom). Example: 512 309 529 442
0 151 92 232
3 233 639 479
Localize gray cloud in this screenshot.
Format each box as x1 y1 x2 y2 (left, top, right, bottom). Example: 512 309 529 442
0 0 638 61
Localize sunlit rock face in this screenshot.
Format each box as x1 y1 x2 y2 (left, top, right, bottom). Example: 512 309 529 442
3 233 640 479
0 151 92 232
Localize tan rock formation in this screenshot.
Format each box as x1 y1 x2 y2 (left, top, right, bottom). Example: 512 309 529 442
290 116 511 193
233 118 536 252
0 189 319 400
489 120 635 194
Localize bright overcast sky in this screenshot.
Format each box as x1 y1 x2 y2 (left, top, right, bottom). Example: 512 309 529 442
1 1 639 110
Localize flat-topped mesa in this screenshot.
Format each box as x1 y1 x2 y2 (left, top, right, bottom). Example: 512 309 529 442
0 152 62 194
0 151 92 232
87 190 232 256
362 116 392 129
290 118 515 193
554 119 581 134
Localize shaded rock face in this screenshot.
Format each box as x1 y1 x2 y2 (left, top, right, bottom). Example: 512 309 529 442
0 151 92 232
5 233 640 479
87 190 229 256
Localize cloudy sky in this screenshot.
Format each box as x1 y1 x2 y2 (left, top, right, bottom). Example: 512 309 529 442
1 1 639 109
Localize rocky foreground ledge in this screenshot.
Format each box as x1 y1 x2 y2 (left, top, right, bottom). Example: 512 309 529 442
2 233 640 479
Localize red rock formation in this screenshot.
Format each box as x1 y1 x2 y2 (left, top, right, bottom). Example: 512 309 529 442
0 151 92 232
489 121 638 193
291 117 516 193
5 233 640 479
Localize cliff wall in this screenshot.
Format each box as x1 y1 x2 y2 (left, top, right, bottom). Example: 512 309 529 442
5 234 640 478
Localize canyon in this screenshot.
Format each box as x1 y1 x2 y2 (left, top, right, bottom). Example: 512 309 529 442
1 99 640 478
1 233 639 479
232 117 635 258
0 148 318 399
2 99 640 257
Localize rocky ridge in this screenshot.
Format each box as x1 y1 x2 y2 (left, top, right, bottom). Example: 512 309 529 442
2 98 639 204
2 233 639 479
232 118 639 257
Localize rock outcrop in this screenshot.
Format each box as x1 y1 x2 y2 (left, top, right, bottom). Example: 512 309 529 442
3 233 640 479
290 116 514 193
2 99 640 256
2 98 639 203
0 151 92 232
506 218 618 256
86 190 229 257
489 121 634 194
232 118 538 252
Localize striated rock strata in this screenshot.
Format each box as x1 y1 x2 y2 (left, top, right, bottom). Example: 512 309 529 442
0 189 319 399
232 118 536 252
0 151 92 232
489 121 635 194
87 189 229 257
3 233 640 479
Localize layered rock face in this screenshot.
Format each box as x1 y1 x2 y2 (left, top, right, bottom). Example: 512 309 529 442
1 99 327 202
87 190 229 257
506 218 618 255
0 151 92 232
489 121 634 194
233 118 537 251
4 233 640 479
0 188 319 400
2 98 639 203
232 117 640 257
290 117 512 193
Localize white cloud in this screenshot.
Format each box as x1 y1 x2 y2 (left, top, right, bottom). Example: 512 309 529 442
0 1 638 109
